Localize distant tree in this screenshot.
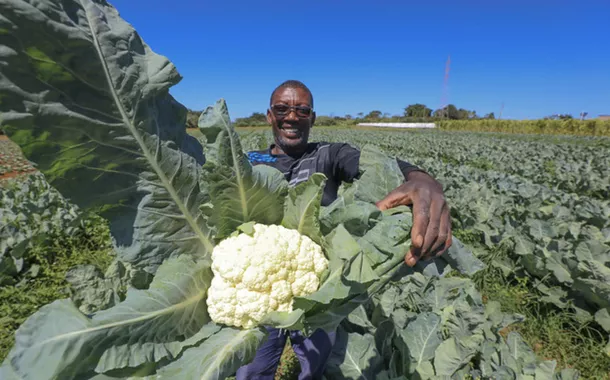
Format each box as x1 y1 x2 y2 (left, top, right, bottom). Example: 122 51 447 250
357 112 364 119
558 114 573 120
457 108 470 120
186 109 202 128
234 112 268 127
483 112 496 119
434 104 460 119
314 116 337 126
345 114 353 120
366 110 382 119
404 104 432 118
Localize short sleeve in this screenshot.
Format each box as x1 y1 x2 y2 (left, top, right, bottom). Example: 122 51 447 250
332 143 424 183
332 143 361 183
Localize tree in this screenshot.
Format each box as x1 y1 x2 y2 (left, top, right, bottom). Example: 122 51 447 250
483 112 495 119
434 104 459 119
366 110 382 119
404 104 432 118
357 112 364 119
234 112 268 127
345 114 353 120
545 113 573 120
457 108 470 120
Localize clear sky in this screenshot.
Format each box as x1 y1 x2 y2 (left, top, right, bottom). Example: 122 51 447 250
111 0 609 120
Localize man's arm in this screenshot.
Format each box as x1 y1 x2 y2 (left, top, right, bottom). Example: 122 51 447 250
332 144 423 182
333 144 452 267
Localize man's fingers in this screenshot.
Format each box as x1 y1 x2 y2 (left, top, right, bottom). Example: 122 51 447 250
430 204 451 255
407 192 430 265
420 196 444 257
405 235 422 266
376 189 412 211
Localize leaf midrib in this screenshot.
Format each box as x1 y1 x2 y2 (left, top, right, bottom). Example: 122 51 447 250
199 329 253 380
33 287 207 348
415 317 441 367
219 114 249 221
81 0 213 253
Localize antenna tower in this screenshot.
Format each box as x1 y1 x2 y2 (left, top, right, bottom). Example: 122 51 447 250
440 55 451 118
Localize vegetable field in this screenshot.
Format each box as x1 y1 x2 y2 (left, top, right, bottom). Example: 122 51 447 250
2 126 609 379
239 128 610 378
1 1 609 379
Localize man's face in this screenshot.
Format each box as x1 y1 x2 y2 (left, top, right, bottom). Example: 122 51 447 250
267 87 316 154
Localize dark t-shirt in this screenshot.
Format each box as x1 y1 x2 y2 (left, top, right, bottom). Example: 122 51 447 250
247 142 421 206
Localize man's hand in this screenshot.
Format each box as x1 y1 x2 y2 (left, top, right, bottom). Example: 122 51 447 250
375 171 452 267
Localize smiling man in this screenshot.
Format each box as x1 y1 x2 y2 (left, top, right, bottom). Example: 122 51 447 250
236 80 452 379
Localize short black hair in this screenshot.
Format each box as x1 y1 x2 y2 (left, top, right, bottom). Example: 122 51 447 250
270 80 314 108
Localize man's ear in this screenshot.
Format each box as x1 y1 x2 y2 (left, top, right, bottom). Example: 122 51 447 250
266 109 273 125
311 111 316 127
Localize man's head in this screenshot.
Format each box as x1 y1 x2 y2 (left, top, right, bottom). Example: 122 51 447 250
267 80 316 156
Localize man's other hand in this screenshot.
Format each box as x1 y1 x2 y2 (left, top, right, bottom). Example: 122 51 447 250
375 171 452 267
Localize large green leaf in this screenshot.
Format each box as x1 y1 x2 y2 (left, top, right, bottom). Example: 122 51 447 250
199 100 288 239
433 337 473 376
282 172 326 244
354 144 405 203
4 256 215 379
324 327 383 380
155 327 267 380
401 312 442 368
0 0 212 272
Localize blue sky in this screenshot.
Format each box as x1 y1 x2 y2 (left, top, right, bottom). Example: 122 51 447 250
111 0 609 120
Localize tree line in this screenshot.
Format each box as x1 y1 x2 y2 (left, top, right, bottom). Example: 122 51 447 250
185 104 580 128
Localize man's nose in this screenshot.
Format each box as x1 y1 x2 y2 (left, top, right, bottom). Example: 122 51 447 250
285 109 298 121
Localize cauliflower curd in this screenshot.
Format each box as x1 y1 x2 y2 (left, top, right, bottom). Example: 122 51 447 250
206 223 329 328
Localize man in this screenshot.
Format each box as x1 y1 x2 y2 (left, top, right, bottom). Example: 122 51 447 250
236 80 452 379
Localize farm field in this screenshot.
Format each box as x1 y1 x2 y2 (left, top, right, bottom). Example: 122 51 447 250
2 127 609 379
0 2 608 378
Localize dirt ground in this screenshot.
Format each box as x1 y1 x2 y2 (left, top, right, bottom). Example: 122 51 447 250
0 135 37 185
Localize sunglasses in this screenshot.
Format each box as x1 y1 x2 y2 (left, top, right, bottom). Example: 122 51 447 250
270 104 313 118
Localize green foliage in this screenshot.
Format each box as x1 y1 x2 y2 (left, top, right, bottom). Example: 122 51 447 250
233 112 268 127
0 213 114 362
365 110 382 120
438 119 610 136
1 173 82 284
479 268 610 379
274 344 300 380
404 103 433 118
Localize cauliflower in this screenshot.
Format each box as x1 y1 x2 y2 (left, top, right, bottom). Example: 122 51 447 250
206 223 328 328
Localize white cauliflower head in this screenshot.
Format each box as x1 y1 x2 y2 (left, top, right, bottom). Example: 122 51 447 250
206 223 328 328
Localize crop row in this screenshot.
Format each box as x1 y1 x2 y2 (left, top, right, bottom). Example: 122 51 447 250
309 129 610 200
241 130 610 329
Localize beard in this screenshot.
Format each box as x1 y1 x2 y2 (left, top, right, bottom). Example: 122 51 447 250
272 126 309 156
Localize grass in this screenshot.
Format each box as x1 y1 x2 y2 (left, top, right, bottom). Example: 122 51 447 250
483 277 610 379
0 214 114 362
465 237 610 380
